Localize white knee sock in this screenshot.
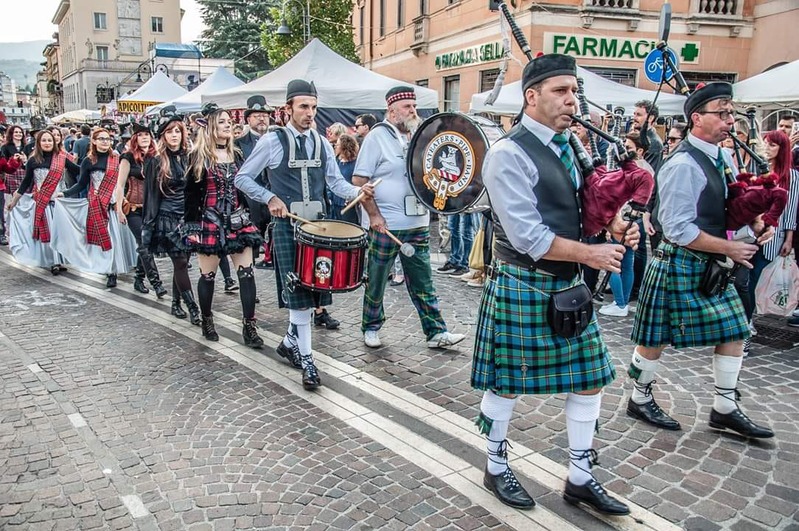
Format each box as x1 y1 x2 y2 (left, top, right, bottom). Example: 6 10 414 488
630 349 660 404
478 391 518 475
565 393 602 486
289 309 313 369
713 354 742 414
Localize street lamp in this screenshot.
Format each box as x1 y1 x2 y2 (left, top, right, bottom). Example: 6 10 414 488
276 0 311 44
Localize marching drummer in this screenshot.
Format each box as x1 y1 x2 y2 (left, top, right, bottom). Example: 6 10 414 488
234 79 375 390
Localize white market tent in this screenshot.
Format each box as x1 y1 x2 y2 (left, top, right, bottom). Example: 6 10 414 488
733 59 799 107
118 71 188 114
145 67 244 116
202 39 439 127
470 66 687 117
51 109 102 124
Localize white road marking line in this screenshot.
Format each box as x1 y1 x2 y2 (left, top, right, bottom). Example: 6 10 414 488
67 413 87 428
27 363 44 374
1 254 679 531
120 494 150 518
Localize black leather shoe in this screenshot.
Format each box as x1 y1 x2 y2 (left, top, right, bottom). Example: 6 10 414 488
153 284 168 299
482 467 535 510
51 265 61 276
171 299 187 319
202 316 219 341
709 408 774 438
254 260 272 270
564 478 630 515
276 342 302 370
133 277 150 294
106 274 117 288
302 363 321 390
627 398 681 430
242 318 264 349
314 309 340 330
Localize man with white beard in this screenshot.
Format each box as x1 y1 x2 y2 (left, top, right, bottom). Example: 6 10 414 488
353 86 466 350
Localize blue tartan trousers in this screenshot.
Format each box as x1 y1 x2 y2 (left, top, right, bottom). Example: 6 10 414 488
361 227 447 340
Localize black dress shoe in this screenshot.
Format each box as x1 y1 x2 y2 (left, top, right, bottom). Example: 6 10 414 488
482 467 535 510
314 309 340 330
564 478 630 515
626 398 681 430
276 342 303 370
302 363 321 390
254 260 272 270
709 408 774 438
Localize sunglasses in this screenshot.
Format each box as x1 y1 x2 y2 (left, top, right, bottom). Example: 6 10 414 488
96 137 112 142
666 137 681 143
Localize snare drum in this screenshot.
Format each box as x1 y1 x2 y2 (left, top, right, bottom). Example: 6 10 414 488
295 220 367 292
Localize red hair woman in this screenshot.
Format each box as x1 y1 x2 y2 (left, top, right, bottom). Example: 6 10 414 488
114 122 167 297
5 130 80 272
142 107 201 325
51 127 138 286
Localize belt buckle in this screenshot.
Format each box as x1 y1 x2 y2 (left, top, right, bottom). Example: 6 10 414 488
654 248 666 260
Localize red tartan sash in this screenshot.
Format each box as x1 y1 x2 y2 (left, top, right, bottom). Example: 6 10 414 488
86 153 120 251
32 152 67 243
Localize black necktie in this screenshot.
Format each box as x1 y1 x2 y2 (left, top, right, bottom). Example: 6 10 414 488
297 135 308 159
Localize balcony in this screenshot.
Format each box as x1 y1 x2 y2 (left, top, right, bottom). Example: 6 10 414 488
80 58 143 73
410 15 429 56
688 0 745 36
580 0 641 30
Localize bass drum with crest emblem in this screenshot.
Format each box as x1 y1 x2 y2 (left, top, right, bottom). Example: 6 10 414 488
406 112 505 214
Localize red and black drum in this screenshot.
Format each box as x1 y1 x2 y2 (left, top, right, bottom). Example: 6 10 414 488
294 220 367 293
406 112 505 214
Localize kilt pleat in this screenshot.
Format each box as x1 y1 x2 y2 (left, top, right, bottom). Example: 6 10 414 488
272 219 331 310
471 262 615 396
631 243 748 348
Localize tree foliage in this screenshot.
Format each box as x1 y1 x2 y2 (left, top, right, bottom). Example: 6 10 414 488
195 0 277 81
260 0 357 68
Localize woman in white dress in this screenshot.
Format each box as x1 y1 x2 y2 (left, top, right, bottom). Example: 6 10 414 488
51 128 138 287
5 130 80 273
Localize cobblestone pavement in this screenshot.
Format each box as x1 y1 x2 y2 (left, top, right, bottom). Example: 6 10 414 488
1 242 798 531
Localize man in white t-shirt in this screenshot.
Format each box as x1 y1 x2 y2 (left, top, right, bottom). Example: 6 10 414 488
353 86 465 349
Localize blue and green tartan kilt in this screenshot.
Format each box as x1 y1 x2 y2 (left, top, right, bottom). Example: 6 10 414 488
631 243 748 348
271 219 332 310
471 261 615 396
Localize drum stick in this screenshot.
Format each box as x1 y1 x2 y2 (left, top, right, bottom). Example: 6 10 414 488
385 228 416 257
284 212 325 230
341 178 382 214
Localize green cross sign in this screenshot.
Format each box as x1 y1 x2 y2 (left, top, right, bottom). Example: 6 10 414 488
680 43 700 62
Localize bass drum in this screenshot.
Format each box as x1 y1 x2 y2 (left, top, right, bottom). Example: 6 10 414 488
407 112 505 214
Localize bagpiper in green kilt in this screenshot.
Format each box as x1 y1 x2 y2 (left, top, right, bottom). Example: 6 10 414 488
631 242 749 348
271 218 332 310
471 261 616 396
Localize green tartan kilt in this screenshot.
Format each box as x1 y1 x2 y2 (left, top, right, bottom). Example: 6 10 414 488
271 219 332 310
471 262 615 396
631 243 748 348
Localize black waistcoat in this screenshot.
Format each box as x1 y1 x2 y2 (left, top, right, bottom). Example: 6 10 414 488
491 124 582 280
652 140 727 240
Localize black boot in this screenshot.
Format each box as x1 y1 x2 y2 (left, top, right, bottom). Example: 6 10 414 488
242 318 264 349
106 274 117 288
133 262 150 294
201 315 219 341
171 283 187 319
142 252 167 298
181 290 201 326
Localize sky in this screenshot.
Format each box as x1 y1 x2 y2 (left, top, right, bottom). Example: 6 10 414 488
3 0 205 43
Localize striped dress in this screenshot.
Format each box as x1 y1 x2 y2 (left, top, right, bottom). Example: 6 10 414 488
761 168 799 261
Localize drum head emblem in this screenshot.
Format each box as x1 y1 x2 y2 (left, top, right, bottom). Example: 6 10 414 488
422 132 475 211
315 257 332 282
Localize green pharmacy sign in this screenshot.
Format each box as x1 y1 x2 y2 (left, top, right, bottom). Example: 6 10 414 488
435 42 505 71
544 33 701 64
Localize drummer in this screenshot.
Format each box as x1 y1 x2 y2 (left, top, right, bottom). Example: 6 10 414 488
234 80 375 391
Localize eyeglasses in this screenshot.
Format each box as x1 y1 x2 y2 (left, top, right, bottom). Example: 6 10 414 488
96 137 112 142
666 136 681 143
354 123 364 128
698 110 734 121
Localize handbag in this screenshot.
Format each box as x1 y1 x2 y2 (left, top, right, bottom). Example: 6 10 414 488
546 282 594 338
699 257 735 298
228 207 250 231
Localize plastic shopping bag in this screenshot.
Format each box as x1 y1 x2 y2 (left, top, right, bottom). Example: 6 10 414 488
755 256 799 316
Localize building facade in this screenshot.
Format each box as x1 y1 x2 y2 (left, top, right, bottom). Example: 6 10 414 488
354 0 798 114
52 0 183 111
0 73 17 107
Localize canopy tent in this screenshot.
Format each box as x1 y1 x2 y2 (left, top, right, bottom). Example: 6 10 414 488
470 66 687 117
118 71 187 114
145 67 244 116
733 60 799 107
202 39 439 130
51 109 102 124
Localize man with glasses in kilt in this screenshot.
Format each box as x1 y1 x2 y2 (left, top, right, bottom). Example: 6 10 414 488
627 82 775 439
472 53 635 515
234 80 374 390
